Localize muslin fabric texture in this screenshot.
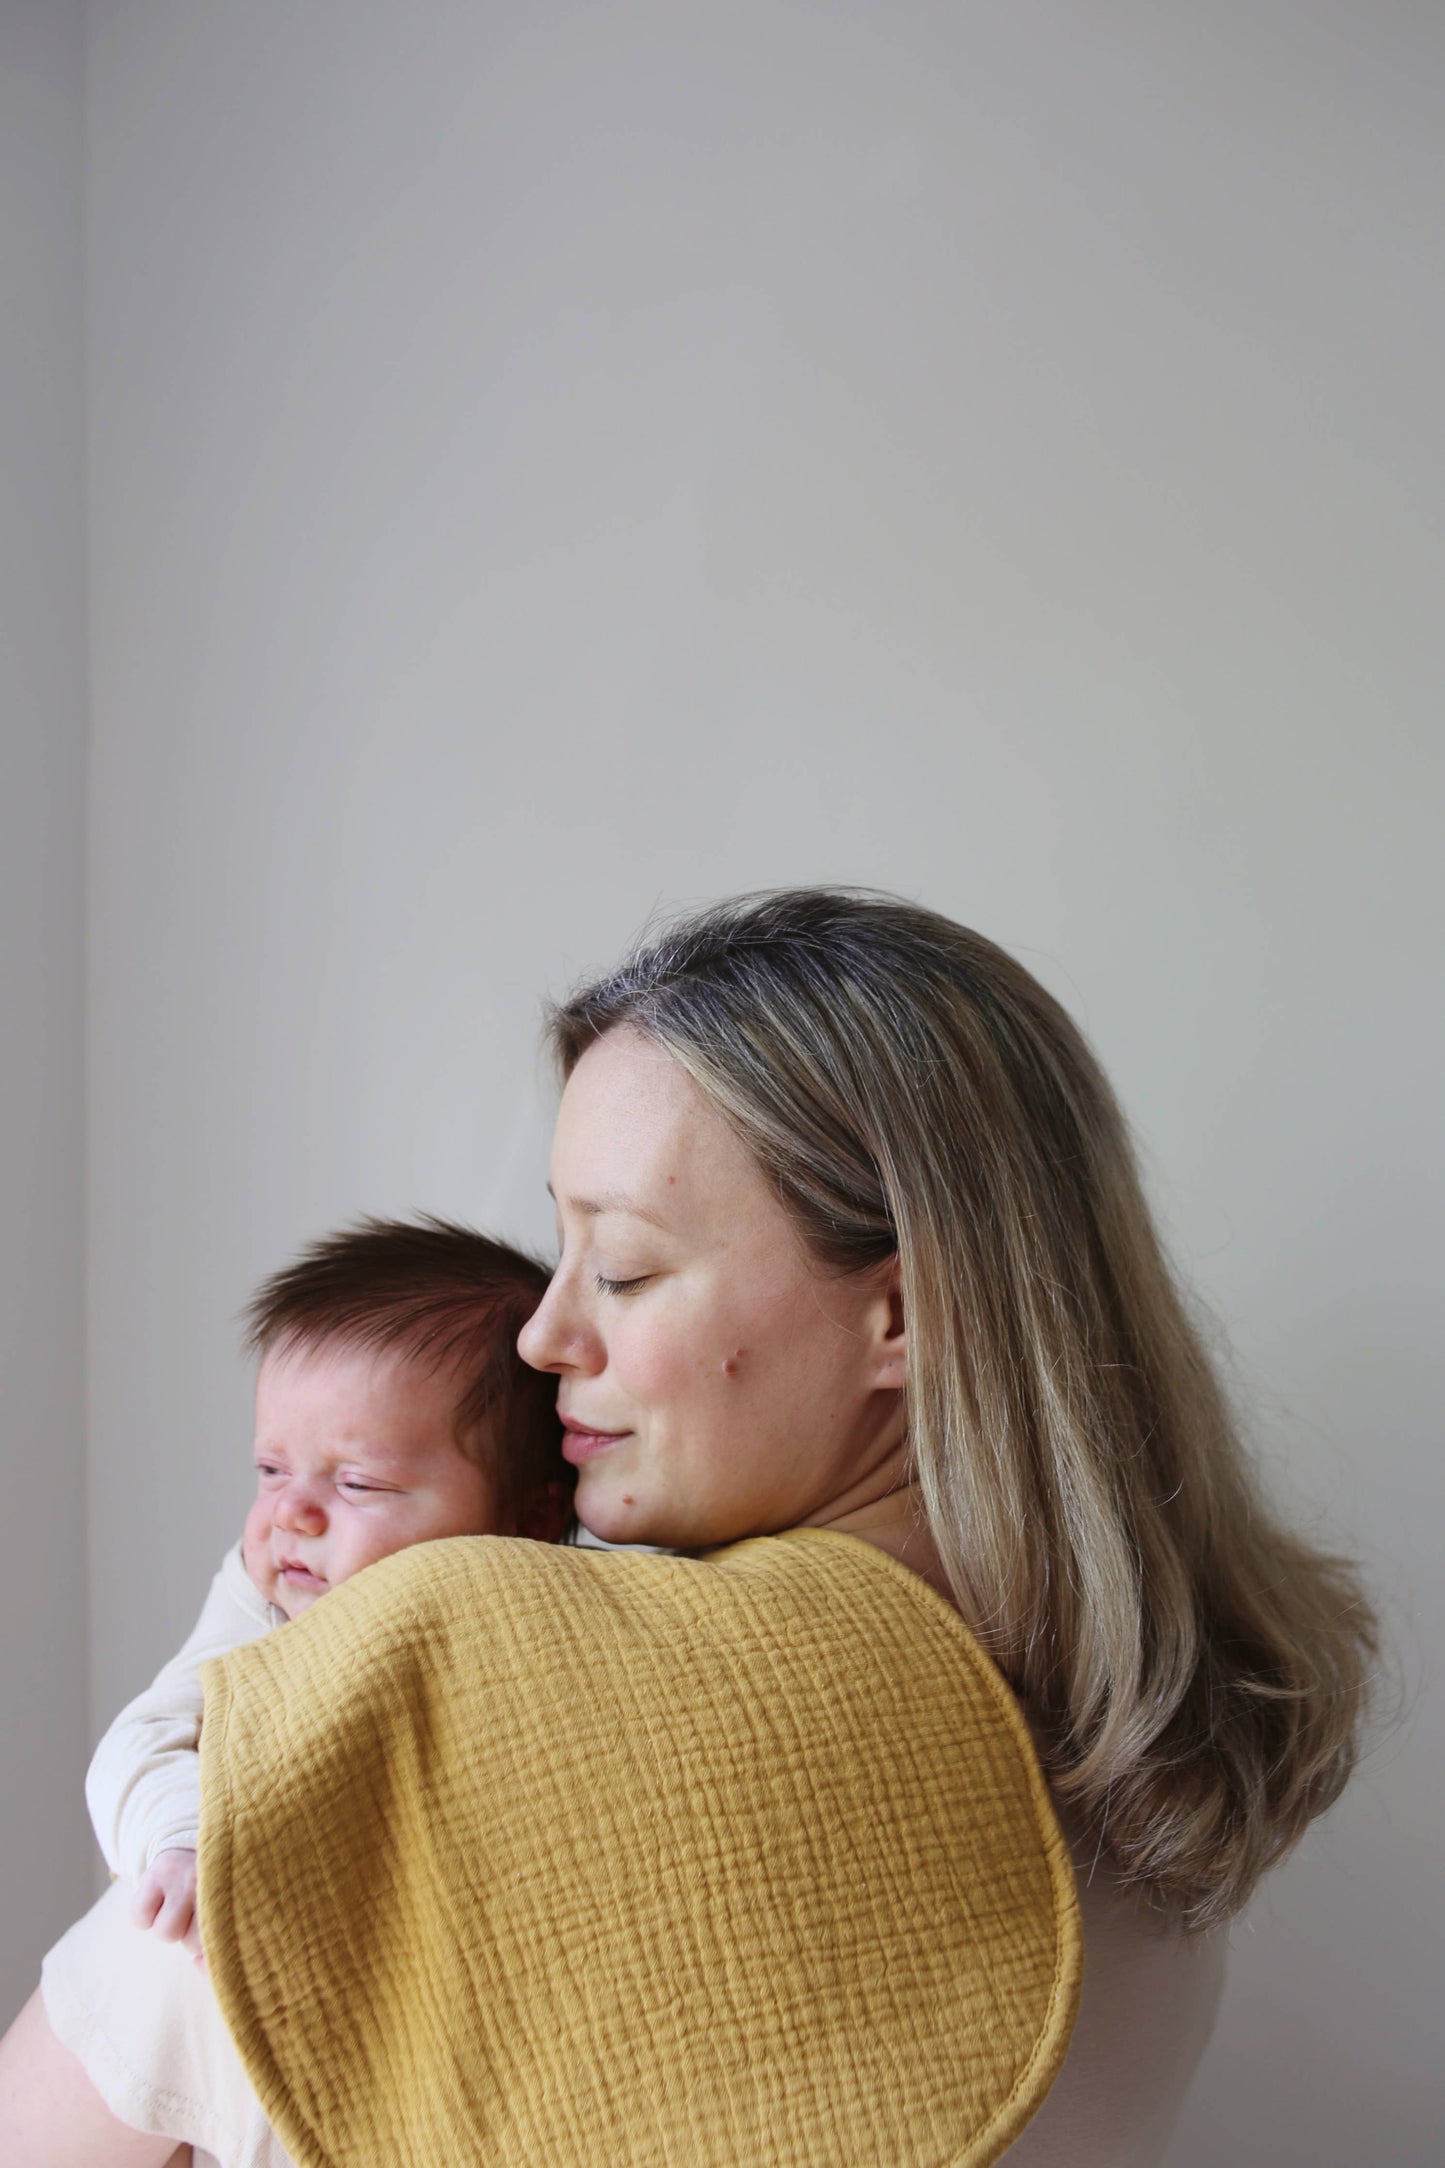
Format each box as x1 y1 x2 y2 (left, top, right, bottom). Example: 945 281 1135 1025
198 1527 1081 2167
39 1806 1219 2168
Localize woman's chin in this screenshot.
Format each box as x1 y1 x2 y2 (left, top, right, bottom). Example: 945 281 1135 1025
574 1465 664 1548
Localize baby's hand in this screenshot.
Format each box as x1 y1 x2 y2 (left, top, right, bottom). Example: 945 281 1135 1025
132 1846 203 1962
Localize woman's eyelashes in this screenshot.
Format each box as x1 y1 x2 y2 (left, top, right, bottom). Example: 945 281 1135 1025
594 1272 652 1297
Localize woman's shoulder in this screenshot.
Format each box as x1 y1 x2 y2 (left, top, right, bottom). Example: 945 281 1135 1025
286 1525 1031 1699
201 1524 1085 2168
321 1523 988 1654
209 1526 1055 1809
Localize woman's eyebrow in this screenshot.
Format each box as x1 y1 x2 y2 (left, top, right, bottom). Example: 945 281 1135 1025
548 1184 672 1232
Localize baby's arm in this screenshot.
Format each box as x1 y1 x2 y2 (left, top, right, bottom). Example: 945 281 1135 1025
85 1540 279 1950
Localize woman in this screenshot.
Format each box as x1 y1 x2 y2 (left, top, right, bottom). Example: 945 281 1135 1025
2 889 1377 2166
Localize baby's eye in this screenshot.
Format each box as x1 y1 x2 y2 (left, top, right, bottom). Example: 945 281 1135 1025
338 1478 390 1496
595 1273 652 1297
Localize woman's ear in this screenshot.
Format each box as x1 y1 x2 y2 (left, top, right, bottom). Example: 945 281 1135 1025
868 1255 907 1393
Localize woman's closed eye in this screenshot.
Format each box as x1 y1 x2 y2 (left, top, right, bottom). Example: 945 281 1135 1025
595 1272 652 1297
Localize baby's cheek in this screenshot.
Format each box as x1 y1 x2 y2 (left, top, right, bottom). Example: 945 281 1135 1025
347 1522 417 1578
242 1498 279 1602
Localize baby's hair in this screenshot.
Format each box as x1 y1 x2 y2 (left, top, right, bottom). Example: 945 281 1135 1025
243 1215 570 1528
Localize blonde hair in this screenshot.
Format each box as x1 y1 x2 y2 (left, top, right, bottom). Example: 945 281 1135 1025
550 889 1378 1927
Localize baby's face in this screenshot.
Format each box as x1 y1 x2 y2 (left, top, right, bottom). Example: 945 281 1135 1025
245 1341 503 1620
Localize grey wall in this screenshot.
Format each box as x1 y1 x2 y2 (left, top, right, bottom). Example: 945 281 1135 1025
4 0 1437 2156
0 0 90 2013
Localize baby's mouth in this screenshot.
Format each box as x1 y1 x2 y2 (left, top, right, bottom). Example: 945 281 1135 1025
278 1559 327 1590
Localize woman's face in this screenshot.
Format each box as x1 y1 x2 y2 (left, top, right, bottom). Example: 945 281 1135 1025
518 1026 906 1551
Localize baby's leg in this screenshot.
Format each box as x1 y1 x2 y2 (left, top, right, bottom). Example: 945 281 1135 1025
36 1880 296 2168
0 1986 188 2167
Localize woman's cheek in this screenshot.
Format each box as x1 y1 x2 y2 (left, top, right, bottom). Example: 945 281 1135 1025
616 1312 699 1408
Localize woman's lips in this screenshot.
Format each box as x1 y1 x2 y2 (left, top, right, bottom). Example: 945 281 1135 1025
559 1418 630 1466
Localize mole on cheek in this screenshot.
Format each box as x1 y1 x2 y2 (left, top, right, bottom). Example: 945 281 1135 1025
721 1347 748 1378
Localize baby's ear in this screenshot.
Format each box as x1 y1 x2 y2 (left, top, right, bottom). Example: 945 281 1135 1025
512 1479 576 1545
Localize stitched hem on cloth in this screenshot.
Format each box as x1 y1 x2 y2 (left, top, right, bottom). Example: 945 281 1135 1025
40 1946 244 2167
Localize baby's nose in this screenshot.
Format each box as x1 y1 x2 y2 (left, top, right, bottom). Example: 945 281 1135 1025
276 1484 327 1534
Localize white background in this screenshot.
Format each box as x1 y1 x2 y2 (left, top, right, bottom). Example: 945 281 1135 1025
3 4 1442 2159
0 0 89 2018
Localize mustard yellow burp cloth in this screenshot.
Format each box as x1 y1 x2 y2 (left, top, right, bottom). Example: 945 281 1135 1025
200 1528 1080 2167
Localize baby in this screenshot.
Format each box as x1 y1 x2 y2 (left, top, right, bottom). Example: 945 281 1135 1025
85 1214 571 1959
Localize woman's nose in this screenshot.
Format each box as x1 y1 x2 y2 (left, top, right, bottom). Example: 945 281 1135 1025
517 1269 600 1376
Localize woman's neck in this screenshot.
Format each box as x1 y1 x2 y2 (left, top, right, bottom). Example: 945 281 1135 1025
812 1481 958 1610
